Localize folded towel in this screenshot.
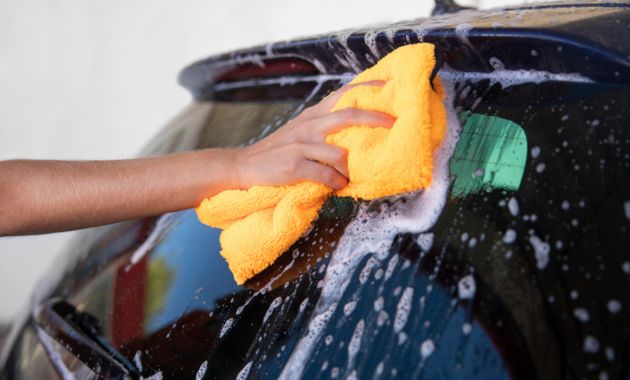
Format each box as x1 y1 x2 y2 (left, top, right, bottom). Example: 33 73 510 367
196 43 446 284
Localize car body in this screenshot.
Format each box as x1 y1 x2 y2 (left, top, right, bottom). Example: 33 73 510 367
1 1 630 379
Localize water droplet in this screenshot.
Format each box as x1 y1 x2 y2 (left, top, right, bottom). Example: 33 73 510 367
573 308 590 322
503 229 517 244
530 146 541 158
420 339 435 358
462 323 472 335
583 335 600 353
529 235 550 270
508 197 519 216
607 299 622 314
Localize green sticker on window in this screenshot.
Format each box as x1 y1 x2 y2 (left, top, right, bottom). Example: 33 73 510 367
450 113 528 197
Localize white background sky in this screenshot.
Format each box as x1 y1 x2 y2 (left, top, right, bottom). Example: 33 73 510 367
0 0 541 322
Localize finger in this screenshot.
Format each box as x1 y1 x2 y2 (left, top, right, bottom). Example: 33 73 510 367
298 160 348 190
302 143 349 178
313 108 395 137
305 80 388 117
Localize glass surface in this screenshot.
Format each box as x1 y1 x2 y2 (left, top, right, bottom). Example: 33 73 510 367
43 78 630 380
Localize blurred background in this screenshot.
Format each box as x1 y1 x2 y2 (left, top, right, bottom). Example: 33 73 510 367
0 0 542 322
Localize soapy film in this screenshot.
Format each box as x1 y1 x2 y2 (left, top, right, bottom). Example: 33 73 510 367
276 79 462 380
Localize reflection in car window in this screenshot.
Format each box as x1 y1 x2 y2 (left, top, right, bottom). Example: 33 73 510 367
65 76 629 380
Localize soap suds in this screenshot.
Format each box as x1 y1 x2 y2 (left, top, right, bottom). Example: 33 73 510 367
529 235 550 270
458 275 476 300
416 232 435 252
195 361 208 380
573 308 590 323
263 297 283 323
236 362 253 380
439 68 593 88
393 287 414 333
347 319 365 368
502 229 516 244
583 335 600 353
220 318 234 338
278 81 461 380
607 299 622 314
420 339 435 358
508 197 519 216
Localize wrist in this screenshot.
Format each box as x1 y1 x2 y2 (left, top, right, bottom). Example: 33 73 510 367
230 146 251 190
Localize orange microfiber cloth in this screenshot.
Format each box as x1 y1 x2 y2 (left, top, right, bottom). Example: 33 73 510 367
196 43 446 284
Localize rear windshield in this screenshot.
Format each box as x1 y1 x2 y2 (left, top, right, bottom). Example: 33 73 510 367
58 75 630 380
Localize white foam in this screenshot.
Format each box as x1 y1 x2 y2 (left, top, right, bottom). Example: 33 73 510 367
363 31 381 59
502 229 517 244
278 81 462 379
393 287 414 333
416 232 435 252
384 254 399 281
462 323 472 335
489 57 505 71
454 23 473 46
344 301 357 316
374 268 384 280
299 298 309 313
573 308 590 323
236 362 253 380
439 68 593 88
508 197 519 216
195 361 208 380
143 371 163 380
529 235 550 270
607 299 622 314
359 257 378 284
134 351 143 372
212 73 354 92
530 146 541 158
373 296 385 312
420 339 435 358
377 310 389 326
219 318 234 338
347 319 365 368
458 275 476 300
278 303 337 380
263 297 283 323
583 335 600 353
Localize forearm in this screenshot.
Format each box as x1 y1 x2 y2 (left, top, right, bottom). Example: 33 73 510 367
0 149 238 236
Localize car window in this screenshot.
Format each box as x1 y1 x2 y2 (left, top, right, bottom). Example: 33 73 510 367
52 75 630 380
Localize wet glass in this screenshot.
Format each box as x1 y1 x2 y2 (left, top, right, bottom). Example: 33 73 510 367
50 75 630 380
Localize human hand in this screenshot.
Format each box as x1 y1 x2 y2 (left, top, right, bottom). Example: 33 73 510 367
232 81 394 190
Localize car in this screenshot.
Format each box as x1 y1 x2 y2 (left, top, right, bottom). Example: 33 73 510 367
1 1 629 379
